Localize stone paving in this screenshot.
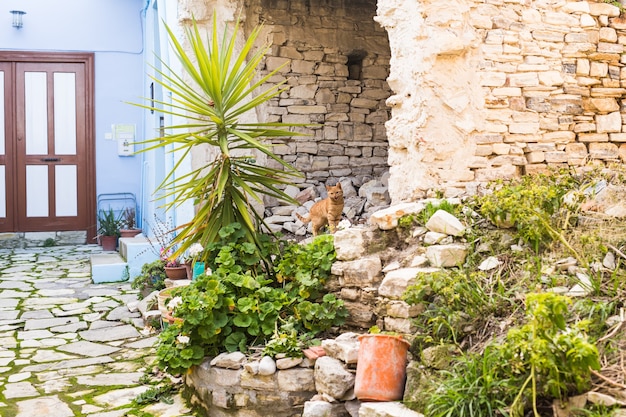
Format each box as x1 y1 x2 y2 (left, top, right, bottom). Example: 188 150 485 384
0 245 196 417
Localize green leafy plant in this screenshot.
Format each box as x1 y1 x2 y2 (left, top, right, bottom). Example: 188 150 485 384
476 170 578 252
417 200 461 225
403 269 511 347
134 14 306 260
502 292 600 416
131 259 167 298
132 384 175 406
155 225 347 374
97 208 122 237
426 347 516 417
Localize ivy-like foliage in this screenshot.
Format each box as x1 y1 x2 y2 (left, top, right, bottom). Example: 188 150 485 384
155 223 347 375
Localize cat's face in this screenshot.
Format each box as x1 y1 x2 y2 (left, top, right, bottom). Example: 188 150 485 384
326 183 344 202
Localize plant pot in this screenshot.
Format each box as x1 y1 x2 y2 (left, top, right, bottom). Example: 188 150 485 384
100 235 117 251
354 334 410 401
158 287 177 315
119 228 142 238
165 266 187 280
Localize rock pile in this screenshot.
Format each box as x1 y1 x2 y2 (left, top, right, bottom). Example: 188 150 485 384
264 174 392 236
186 332 421 417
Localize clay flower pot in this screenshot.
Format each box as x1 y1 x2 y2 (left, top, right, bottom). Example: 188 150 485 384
100 235 117 251
164 266 187 280
354 334 410 401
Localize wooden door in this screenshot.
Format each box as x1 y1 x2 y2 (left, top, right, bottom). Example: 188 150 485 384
0 53 95 238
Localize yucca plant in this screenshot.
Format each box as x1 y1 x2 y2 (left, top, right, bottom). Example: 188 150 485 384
135 14 305 260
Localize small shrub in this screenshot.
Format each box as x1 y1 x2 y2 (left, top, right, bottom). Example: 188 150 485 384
155 224 347 375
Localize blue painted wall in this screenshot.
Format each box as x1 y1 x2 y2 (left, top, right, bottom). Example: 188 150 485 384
1 0 148 227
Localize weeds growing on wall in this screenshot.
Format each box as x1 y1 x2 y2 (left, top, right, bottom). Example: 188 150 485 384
406 167 626 417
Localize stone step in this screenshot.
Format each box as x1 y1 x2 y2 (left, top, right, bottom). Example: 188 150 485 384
118 237 159 280
90 252 128 283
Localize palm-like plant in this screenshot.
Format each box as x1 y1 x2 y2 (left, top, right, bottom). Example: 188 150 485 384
136 15 305 259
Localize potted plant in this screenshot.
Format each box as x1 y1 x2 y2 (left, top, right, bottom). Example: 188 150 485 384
120 207 142 238
97 208 122 251
131 259 167 299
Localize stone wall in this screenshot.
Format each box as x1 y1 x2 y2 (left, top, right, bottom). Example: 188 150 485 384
378 0 626 201
245 0 392 192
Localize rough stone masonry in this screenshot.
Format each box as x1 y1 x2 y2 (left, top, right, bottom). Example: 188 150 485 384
180 0 626 206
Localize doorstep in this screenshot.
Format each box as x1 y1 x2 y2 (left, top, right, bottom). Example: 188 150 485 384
90 252 128 283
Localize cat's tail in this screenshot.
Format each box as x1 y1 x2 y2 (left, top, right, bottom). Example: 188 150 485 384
295 212 311 224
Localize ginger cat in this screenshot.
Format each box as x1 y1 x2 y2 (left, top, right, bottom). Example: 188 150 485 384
296 183 344 236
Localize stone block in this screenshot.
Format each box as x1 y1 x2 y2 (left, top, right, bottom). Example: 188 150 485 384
277 368 315 392
425 244 469 268
378 267 440 299
596 111 622 133
338 256 382 286
589 142 619 159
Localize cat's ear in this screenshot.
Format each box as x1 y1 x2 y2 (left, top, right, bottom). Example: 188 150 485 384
336 182 342 189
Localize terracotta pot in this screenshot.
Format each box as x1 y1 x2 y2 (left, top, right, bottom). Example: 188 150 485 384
119 229 142 238
165 266 187 280
354 334 410 401
100 235 117 251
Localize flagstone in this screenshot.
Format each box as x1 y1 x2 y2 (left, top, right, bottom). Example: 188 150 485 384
36 365 103 381
31 350 78 363
15 395 73 417
84 288 122 297
40 378 72 394
0 350 15 358
58 340 121 357
76 371 144 386
0 281 32 290
17 329 54 340
24 317 79 330
0 309 21 319
0 357 14 366
90 320 124 330
2 265 34 273
51 321 88 333
22 297 79 307
22 356 114 372
3 381 39 398
8 372 31 382
92 385 149 408
80 324 141 342
107 306 140 321
59 300 92 311
42 339 71 348
88 410 129 417
0 337 17 348
93 300 121 310
52 307 92 317
0 324 22 331
0 298 19 308
21 309 54 319
37 288 76 296
81 404 104 414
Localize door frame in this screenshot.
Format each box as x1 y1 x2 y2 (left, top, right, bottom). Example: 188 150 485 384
0 52 96 241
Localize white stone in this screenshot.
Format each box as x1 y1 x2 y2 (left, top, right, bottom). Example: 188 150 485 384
314 356 355 400
425 210 466 237
258 355 277 376
478 256 501 271
359 401 424 417
369 203 425 230
426 244 469 268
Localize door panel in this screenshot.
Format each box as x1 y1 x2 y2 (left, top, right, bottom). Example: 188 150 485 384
0 53 95 237
0 62 13 231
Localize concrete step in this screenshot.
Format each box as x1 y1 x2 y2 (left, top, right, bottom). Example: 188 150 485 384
118 237 159 280
90 252 128 283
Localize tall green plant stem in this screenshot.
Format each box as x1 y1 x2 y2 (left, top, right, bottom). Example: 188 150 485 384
132 14 307 260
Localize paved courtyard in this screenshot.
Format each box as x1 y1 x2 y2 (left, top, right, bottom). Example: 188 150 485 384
0 245 195 417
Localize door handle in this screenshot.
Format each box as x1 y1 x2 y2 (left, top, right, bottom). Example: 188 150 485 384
41 158 61 162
